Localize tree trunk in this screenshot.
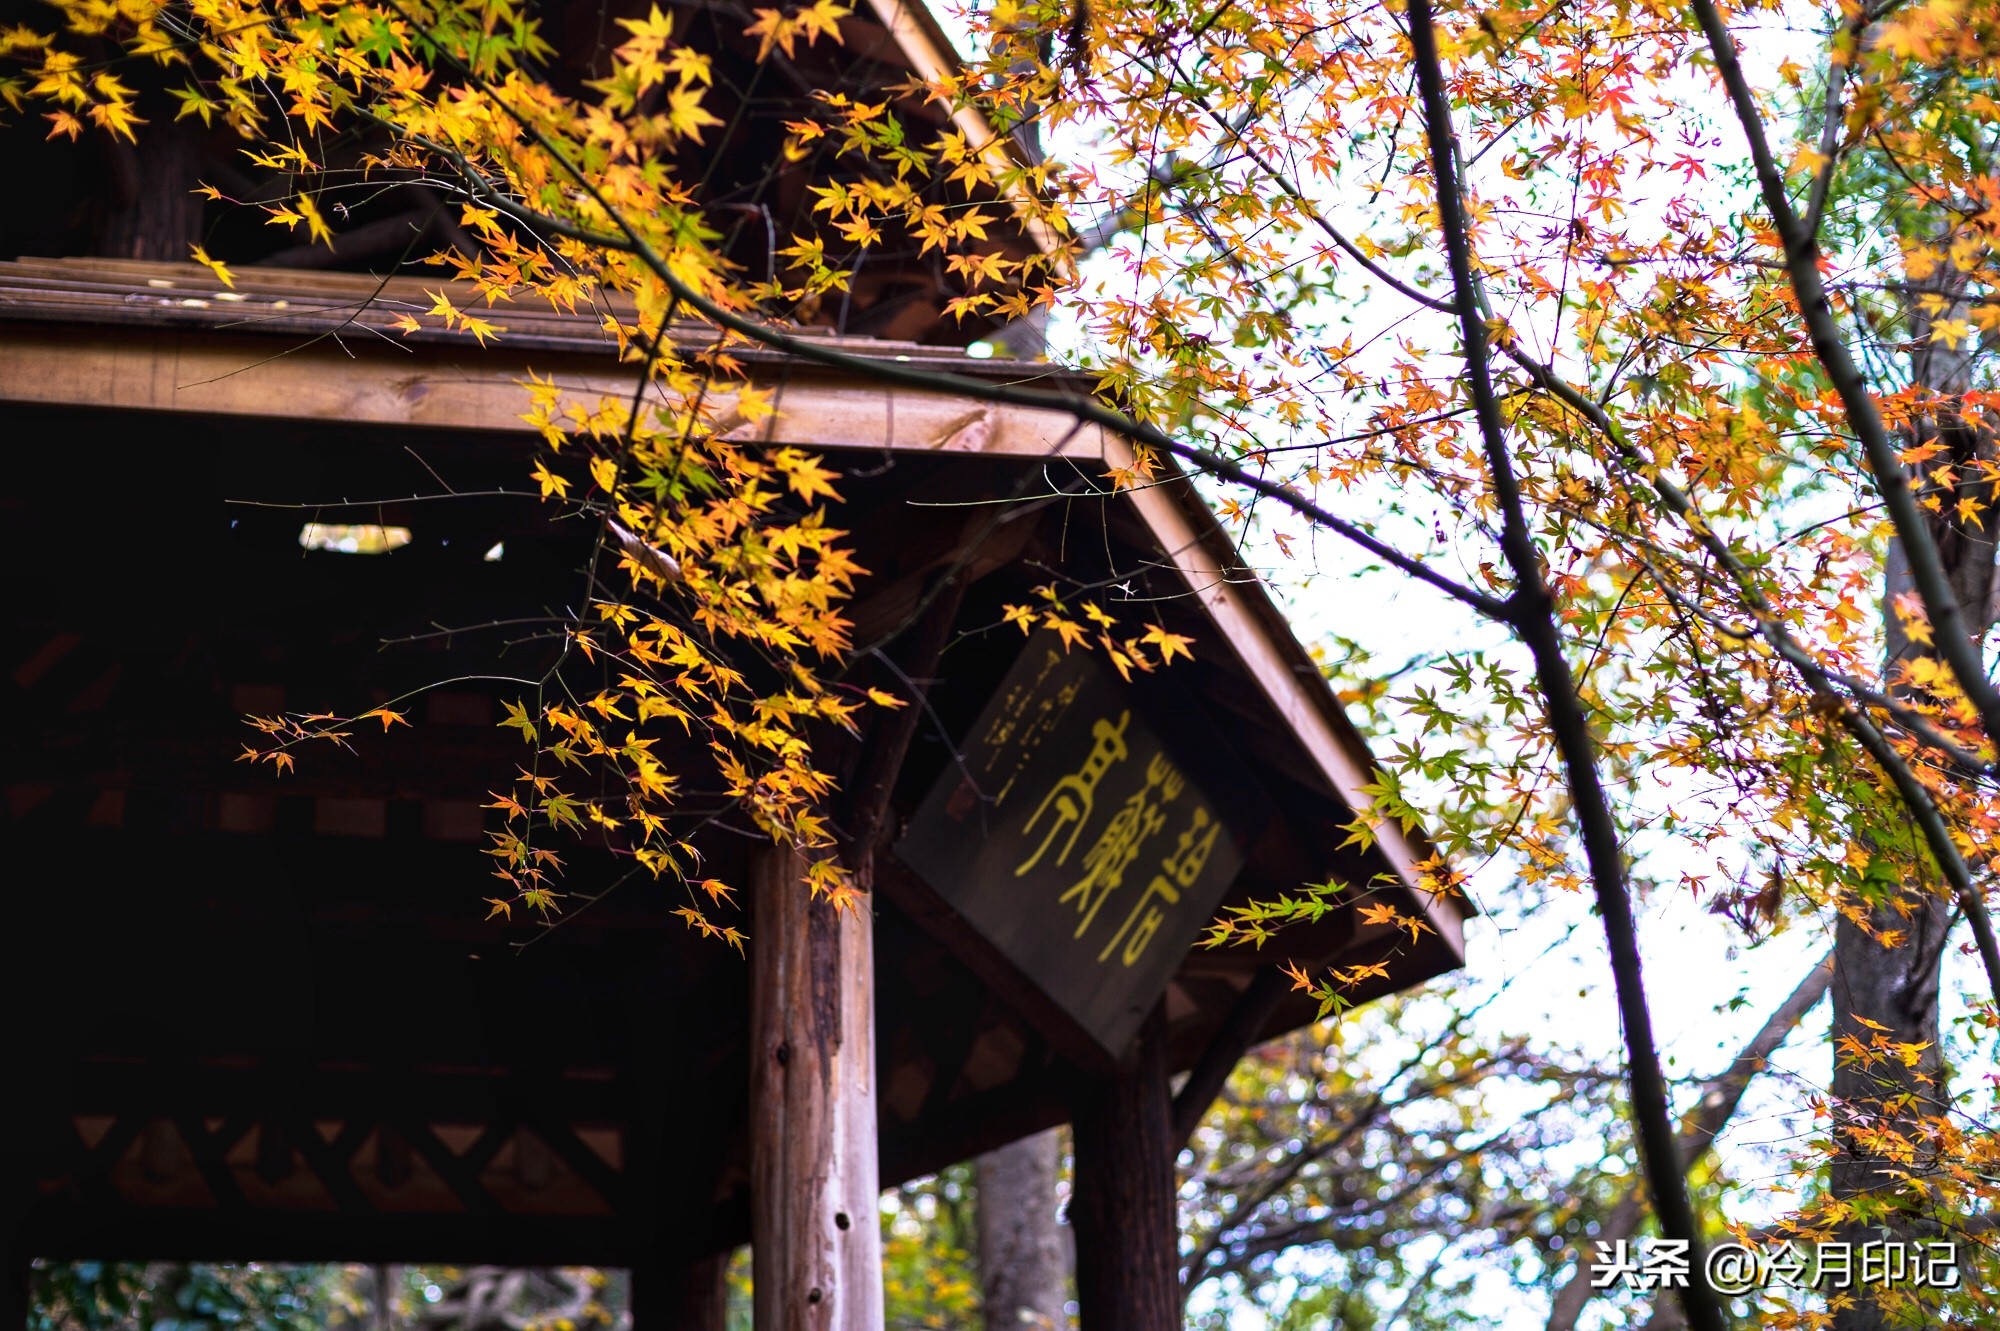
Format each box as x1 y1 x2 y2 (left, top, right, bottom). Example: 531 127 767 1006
373 1264 401 1331
1829 250 1996 1331
749 844 884 1331
977 1129 1070 1331
1828 891 1952 1331
1068 1009 1177 1331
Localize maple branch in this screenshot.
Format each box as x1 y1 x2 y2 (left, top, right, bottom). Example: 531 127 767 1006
395 4 2000 1027
1544 950 1834 1331
661 263 1507 617
388 80 1510 623
1451 218 1969 782
1841 704 2000 1009
1580 510 1990 776
1170 967 1292 1142
1690 0 2000 763
1404 5 1724 1330
1167 81 1454 315
1801 4 1873 242
1193 1091 1577 1291
1516 348 2000 1011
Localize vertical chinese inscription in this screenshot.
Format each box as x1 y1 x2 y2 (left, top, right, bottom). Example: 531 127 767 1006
1099 803 1221 965
1017 711 1131 876
1058 751 1182 953
898 635 1251 1057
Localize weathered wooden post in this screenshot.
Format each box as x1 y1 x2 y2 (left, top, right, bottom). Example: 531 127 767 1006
749 843 884 1331
1069 1008 1179 1331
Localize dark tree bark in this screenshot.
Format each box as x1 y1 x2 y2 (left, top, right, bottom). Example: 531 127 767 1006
1545 951 1832 1331
1829 250 1995 1331
1408 3 1723 1328
1068 1009 1177 1331
976 1129 1069 1331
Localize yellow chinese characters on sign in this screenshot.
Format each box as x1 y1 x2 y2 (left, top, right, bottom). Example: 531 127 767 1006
1056 751 1183 946
897 634 1253 1058
1099 804 1222 965
1016 711 1131 876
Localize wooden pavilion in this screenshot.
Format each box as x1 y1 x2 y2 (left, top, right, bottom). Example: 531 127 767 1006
0 3 1470 1329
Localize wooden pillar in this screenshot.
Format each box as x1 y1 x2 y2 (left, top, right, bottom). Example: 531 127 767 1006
631 1252 730 1331
1070 1007 1178 1331
749 844 884 1331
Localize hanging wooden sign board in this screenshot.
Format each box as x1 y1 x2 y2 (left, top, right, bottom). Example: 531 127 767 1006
897 634 1257 1061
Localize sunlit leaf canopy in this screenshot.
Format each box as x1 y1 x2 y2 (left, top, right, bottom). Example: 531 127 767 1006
12 0 2000 926
2 0 1474 1111
1 0 1084 933
924 0 2000 964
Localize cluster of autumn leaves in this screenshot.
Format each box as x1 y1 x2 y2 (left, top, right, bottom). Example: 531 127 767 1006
0 0 1162 944
0 0 1065 941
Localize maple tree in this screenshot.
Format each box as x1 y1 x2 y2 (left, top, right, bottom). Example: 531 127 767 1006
15 0 2000 1322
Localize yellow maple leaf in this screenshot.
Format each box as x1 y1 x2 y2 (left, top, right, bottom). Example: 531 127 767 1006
1046 615 1086 650
459 312 503 346
773 448 842 502
190 244 234 288
744 8 793 59
1142 624 1195 664
665 87 723 142
532 459 572 498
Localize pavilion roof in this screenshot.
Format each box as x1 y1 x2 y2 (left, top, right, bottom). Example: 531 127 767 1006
0 255 1466 1264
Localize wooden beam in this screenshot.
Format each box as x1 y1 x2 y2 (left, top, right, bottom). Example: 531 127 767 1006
0 325 1101 461
1069 1007 1178 1331
749 844 884 1331
1168 966 1292 1142
23 1209 633 1266
518 1114 627 1211
289 1118 379 1215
